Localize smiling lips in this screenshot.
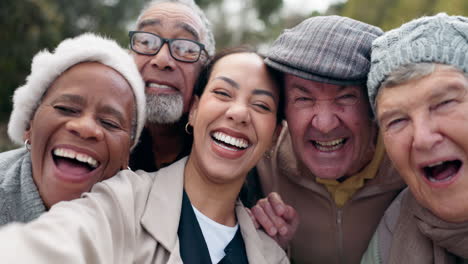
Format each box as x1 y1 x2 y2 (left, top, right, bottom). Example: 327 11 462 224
53 148 98 168
312 138 346 152
211 131 249 151
52 148 100 179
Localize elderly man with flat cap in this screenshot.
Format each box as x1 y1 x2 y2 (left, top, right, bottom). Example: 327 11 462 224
249 16 406 264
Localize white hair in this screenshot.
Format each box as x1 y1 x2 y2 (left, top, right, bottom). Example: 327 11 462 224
135 0 215 60
381 63 468 88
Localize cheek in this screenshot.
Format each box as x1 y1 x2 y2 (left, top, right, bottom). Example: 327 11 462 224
107 135 132 167
384 135 408 166
285 109 309 135
257 117 278 146
133 55 147 70
444 114 468 152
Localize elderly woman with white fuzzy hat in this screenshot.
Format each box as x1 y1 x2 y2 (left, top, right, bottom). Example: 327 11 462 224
0 33 145 225
361 13 468 264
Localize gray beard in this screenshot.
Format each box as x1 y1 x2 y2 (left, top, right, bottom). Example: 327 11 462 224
145 93 184 124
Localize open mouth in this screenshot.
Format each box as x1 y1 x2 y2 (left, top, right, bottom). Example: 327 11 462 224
422 160 461 183
211 131 250 152
52 148 99 175
312 138 347 152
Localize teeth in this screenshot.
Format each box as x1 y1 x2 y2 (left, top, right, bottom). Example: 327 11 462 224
427 161 444 168
53 148 98 168
147 82 174 90
315 138 345 147
212 132 249 149
428 175 453 183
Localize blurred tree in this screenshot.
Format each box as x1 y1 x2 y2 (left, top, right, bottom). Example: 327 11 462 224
201 0 284 48
0 0 145 122
339 0 468 30
0 0 284 123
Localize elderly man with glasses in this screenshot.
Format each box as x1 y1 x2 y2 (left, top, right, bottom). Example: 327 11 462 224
128 0 215 172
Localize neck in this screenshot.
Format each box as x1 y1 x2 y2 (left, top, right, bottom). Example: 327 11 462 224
183 155 243 227
147 120 188 169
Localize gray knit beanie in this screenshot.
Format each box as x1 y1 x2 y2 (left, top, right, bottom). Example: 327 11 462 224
368 13 468 113
265 16 383 86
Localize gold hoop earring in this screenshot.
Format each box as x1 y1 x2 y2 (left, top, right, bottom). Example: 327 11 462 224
185 122 192 135
24 139 31 151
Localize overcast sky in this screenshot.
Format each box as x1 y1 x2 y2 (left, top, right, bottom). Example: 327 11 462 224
282 0 345 14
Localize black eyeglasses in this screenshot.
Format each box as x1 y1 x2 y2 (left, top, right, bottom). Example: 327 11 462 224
129 31 206 63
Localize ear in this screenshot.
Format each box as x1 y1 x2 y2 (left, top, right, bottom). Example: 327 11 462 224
188 95 200 125
269 121 284 149
23 121 33 141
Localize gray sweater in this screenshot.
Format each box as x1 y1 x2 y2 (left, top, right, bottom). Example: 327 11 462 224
0 148 45 225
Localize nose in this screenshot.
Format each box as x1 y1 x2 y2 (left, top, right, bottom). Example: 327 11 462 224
412 116 443 151
226 102 251 125
149 43 176 70
65 114 104 141
311 102 340 134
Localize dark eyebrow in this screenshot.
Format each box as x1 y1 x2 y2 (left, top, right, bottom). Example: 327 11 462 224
137 19 200 41
99 105 127 125
337 85 350 92
253 89 276 101
291 84 309 93
50 94 86 105
214 76 239 89
292 84 357 93
214 76 276 100
137 18 161 30
50 94 127 124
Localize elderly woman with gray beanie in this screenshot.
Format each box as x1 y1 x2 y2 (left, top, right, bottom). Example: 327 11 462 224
361 13 468 264
0 33 146 225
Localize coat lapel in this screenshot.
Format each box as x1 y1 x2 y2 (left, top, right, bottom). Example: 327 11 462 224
236 201 269 264
140 157 188 254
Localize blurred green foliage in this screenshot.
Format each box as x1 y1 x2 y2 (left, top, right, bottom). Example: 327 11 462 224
341 0 468 30
0 0 467 150
0 0 146 122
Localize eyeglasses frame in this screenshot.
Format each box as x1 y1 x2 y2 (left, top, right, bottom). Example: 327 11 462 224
128 30 207 63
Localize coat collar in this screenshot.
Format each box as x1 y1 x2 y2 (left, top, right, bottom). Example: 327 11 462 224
140 157 187 254
140 156 281 263
236 200 271 264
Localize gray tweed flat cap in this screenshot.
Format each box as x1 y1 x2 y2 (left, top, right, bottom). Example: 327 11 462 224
265 15 383 86
368 13 468 113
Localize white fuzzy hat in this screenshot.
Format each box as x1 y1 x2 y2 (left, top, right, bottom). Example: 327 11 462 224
8 33 146 150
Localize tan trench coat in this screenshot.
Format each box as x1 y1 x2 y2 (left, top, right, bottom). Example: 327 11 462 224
0 157 288 264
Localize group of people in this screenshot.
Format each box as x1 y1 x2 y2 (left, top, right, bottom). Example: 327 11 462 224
0 0 467 263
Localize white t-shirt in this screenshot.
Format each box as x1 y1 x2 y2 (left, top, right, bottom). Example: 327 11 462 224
192 205 239 264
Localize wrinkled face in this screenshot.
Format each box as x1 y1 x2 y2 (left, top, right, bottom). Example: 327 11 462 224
285 75 377 179
377 67 468 222
26 62 134 208
189 53 279 184
133 2 205 123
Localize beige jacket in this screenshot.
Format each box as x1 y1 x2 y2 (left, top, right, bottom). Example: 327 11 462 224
0 157 288 264
257 124 406 264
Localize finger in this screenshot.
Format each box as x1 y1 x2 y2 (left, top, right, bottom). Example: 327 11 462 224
251 205 277 236
268 192 286 216
245 208 260 229
259 199 288 235
283 205 300 235
283 205 298 223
